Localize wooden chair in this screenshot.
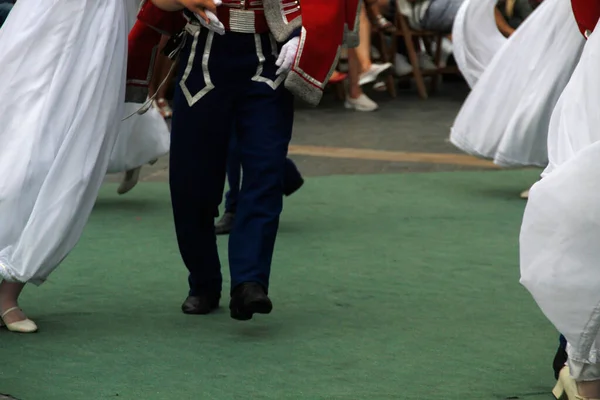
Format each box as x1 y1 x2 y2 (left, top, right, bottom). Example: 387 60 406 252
328 71 348 100
393 13 459 99
371 28 397 98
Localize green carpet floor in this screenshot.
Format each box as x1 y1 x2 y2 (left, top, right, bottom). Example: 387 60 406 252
1 169 559 400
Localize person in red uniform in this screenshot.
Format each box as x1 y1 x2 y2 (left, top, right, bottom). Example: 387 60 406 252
127 0 360 321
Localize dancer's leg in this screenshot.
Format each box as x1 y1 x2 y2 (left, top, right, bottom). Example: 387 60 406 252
0 281 26 324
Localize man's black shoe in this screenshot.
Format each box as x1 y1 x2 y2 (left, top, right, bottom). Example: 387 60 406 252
181 294 220 315
229 282 273 321
284 177 304 197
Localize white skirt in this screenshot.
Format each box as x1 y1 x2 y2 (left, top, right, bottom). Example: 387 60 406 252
107 104 170 174
106 0 171 175
451 0 506 88
0 0 127 284
450 0 584 168
520 25 600 364
542 20 600 178
125 0 141 30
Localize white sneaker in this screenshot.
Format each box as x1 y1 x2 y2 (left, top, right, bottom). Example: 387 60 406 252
359 63 393 86
371 46 382 60
345 94 379 112
419 53 437 70
430 38 453 67
394 53 413 76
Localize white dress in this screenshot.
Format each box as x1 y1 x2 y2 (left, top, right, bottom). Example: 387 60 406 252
106 0 170 175
125 0 141 29
0 0 127 284
451 0 507 88
542 21 600 178
107 104 170 174
520 23 600 365
449 0 584 168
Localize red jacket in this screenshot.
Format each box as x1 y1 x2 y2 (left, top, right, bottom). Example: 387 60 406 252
126 0 361 106
571 0 600 38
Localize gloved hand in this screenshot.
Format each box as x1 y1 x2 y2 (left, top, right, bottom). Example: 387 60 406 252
194 0 225 35
275 36 300 75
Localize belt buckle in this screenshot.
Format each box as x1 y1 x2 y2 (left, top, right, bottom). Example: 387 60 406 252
224 0 245 9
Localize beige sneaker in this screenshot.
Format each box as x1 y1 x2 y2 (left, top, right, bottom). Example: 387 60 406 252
419 53 437 70
359 63 392 86
344 94 378 112
394 54 413 76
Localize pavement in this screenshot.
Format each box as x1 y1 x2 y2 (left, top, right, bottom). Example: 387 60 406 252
105 80 490 186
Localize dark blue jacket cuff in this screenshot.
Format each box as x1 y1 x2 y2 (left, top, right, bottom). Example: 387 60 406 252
288 27 302 40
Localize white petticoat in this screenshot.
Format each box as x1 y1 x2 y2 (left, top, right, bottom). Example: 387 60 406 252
106 0 171 175
0 0 127 284
107 104 170 174
449 0 584 168
451 0 506 88
520 24 600 364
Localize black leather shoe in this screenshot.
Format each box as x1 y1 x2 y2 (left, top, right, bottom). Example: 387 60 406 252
215 212 234 235
181 294 220 315
284 177 304 197
229 282 273 321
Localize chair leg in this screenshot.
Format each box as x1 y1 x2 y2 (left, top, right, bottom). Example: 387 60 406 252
376 31 397 98
404 35 427 99
385 72 397 98
397 13 427 99
429 35 444 94
335 82 346 100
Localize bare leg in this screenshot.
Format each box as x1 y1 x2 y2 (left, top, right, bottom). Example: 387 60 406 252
148 35 171 98
356 7 372 73
348 49 364 99
557 360 600 399
346 49 378 111
351 10 392 89
578 380 600 398
0 280 27 324
149 35 175 118
365 0 396 33
156 59 176 100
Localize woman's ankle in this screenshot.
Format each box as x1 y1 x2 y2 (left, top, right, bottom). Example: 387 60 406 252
348 87 363 99
0 281 25 310
578 380 600 398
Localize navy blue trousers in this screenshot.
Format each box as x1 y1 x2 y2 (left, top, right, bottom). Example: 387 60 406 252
170 29 294 296
225 133 302 213
0 3 12 28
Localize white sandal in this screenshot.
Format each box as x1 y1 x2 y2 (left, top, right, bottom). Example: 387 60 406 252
0 307 38 333
553 366 600 400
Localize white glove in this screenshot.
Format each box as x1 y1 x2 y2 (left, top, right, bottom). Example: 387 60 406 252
275 36 300 75
195 0 225 36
